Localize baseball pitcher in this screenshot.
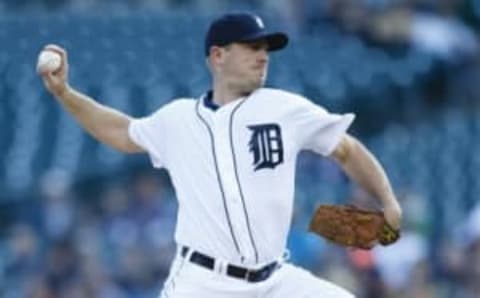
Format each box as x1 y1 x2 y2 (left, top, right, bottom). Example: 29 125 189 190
38 12 402 298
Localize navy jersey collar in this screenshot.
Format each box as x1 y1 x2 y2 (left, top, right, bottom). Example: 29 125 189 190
203 90 220 111
201 89 258 111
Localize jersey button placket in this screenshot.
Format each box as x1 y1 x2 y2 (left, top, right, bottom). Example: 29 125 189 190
213 110 253 263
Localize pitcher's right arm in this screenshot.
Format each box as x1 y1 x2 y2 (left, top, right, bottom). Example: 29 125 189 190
37 44 144 153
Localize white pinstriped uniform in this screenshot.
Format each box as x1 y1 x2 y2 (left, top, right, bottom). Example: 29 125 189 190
129 88 355 297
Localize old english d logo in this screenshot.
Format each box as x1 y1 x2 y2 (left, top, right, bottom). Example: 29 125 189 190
248 124 284 171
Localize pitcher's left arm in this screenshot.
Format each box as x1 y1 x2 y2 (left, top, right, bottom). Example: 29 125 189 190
330 134 402 230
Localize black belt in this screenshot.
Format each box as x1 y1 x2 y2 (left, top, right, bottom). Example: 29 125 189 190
180 246 279 283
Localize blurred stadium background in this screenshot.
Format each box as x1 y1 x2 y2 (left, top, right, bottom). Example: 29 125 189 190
1 0 480 297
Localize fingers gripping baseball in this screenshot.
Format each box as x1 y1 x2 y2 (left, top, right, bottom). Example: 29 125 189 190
37 44 69 97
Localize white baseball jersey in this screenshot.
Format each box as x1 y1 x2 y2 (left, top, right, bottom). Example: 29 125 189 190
128 88 355 267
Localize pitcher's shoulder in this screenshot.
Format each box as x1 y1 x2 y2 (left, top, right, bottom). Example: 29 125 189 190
167 98 198 109
255 88 317 106
151 98 197 113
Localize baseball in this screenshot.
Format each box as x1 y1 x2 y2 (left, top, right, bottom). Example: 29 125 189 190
37 50 62 73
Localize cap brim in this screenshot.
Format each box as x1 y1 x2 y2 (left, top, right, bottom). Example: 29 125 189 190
240 32 289 52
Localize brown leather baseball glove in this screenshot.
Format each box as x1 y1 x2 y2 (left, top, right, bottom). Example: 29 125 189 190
308 205 400 249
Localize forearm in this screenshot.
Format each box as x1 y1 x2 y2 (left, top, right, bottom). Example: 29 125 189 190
334 136 398 208
55 85 140 153
37 44 142 153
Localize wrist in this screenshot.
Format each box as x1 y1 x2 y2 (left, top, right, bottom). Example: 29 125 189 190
54 83 71 100
384 199 402 214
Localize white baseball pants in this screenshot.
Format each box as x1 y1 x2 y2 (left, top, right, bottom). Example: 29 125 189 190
159 252 355 298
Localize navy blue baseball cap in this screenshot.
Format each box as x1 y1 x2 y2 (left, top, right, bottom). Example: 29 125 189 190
205 12 289 56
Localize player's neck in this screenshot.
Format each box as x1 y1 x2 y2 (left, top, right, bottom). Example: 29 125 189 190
211 83 251 106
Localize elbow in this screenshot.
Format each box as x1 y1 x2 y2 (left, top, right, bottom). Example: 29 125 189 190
118 137 145 153
331 134 358 165
105 129 144 154
122 144 144 154
115 120 145 153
